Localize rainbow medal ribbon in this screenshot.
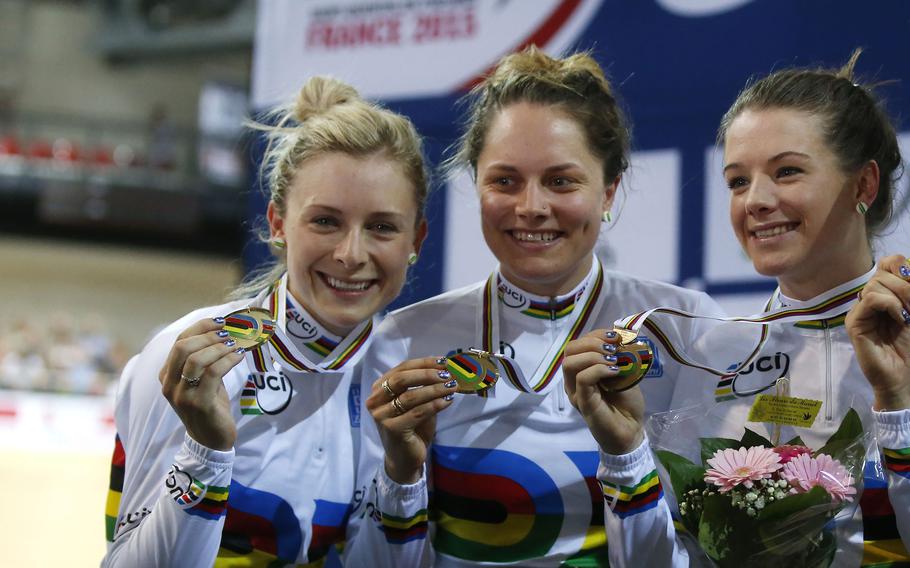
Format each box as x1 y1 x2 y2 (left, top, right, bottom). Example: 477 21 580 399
604 267 872 393
240 274 376 375
471 260 607 395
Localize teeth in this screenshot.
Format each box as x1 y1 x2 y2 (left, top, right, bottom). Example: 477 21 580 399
326 276 371 291
754 224 796 239
514 231 558 242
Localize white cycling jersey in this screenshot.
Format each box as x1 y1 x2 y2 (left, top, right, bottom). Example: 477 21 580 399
103 274 374 567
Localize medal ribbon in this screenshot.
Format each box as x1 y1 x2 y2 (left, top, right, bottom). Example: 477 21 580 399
478 260 606 394
613 274 868 378
247 274 376 374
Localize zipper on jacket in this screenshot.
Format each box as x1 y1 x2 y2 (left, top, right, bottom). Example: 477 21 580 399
823 320 833 422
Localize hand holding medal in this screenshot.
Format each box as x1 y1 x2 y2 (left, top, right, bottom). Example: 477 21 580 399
365 356 459 484
563 329 646 455
159 316 247 451
846 254 910 411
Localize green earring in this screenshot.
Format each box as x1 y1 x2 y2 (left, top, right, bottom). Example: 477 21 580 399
603 211 612 223
271 238 286 249
856 202 868 215
407 253 418 265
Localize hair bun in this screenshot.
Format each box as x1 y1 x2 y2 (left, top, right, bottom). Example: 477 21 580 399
294 76 362 122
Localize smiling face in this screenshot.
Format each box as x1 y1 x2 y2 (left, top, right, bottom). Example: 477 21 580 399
723 108 874 299
476 102 616 296
268 151 426 336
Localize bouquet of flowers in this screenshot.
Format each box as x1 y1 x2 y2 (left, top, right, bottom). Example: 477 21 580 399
655 409 865 568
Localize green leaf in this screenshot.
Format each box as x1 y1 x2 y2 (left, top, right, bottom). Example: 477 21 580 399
698 493 759 566
700 437 742 464
655 450 704 500
758 485 832 523
814 408 865 467
741 428 773 448
783 435 806 447
757 487 837 559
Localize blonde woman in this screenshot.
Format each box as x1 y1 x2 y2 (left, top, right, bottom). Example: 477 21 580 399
102 77 429 567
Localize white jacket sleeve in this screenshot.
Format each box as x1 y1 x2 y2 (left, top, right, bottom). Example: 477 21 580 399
343 317 434 567
876 407 910 549
600 437 689 568
102 333 235 568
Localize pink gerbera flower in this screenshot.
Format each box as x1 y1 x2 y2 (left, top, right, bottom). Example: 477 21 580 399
780 453 856 502
773 445 813 464
704 446 783 492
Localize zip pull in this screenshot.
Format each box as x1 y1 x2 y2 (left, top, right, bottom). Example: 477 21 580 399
556 382 566 411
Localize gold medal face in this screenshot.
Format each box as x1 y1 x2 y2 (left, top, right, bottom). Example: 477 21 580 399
446 349 500 393
615 328 639 345
600 340 654 393
223 307 276 351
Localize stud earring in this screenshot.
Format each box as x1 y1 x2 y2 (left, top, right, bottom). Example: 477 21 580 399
856 202 869 216
407 253 418 265
271 238 286 249
603 211 612 223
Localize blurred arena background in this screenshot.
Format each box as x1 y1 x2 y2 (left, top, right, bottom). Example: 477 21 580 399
0 1 908 566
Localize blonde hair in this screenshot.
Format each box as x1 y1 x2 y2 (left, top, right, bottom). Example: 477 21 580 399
233 76 428 298
446 46 630 182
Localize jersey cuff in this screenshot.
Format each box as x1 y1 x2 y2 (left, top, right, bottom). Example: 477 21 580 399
597 435 654 482
874 407 910 449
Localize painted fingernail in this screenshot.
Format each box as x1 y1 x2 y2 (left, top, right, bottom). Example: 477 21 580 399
605 331 617 339
903 309 910 324
438 370 451 380
901 265 910 279
604 354 618 364
216 330 229 338
213 316 225 324
603 343 617 353
235 347 246 354
608 365 620 372
224 339 236 347
444 393 455 401
444 379 457 389
436 357 447 365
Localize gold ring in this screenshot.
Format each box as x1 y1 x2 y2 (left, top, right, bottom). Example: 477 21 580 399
181 373 201 387
391 396 406 416
381 378 396 398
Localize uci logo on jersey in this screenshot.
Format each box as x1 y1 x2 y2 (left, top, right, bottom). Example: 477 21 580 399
497 282 528 309
241 372 293 415
726 352 790 378
286 308 320 340
715 352 791 401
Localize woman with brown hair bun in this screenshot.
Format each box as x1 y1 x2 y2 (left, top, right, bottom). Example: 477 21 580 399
349 46 723 567
102 76 429 567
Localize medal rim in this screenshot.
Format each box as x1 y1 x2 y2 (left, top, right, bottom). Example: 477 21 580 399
447 349 500 394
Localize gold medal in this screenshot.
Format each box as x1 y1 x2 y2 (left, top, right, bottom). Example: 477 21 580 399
223 307 276 351
446 349 500 393
600 328 654 393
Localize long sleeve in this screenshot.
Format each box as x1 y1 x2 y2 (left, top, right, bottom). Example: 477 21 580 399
103 434 234 567
102 325 235 568
599 437 689 568
343 316 435 567
876 408 910 549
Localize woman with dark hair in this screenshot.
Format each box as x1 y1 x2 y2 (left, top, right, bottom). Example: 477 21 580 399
569 51 910 566
347 46 723 567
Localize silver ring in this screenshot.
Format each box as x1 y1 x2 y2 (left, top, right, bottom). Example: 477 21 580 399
391 396 406 416
381 378 397 399
181 373 202 387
